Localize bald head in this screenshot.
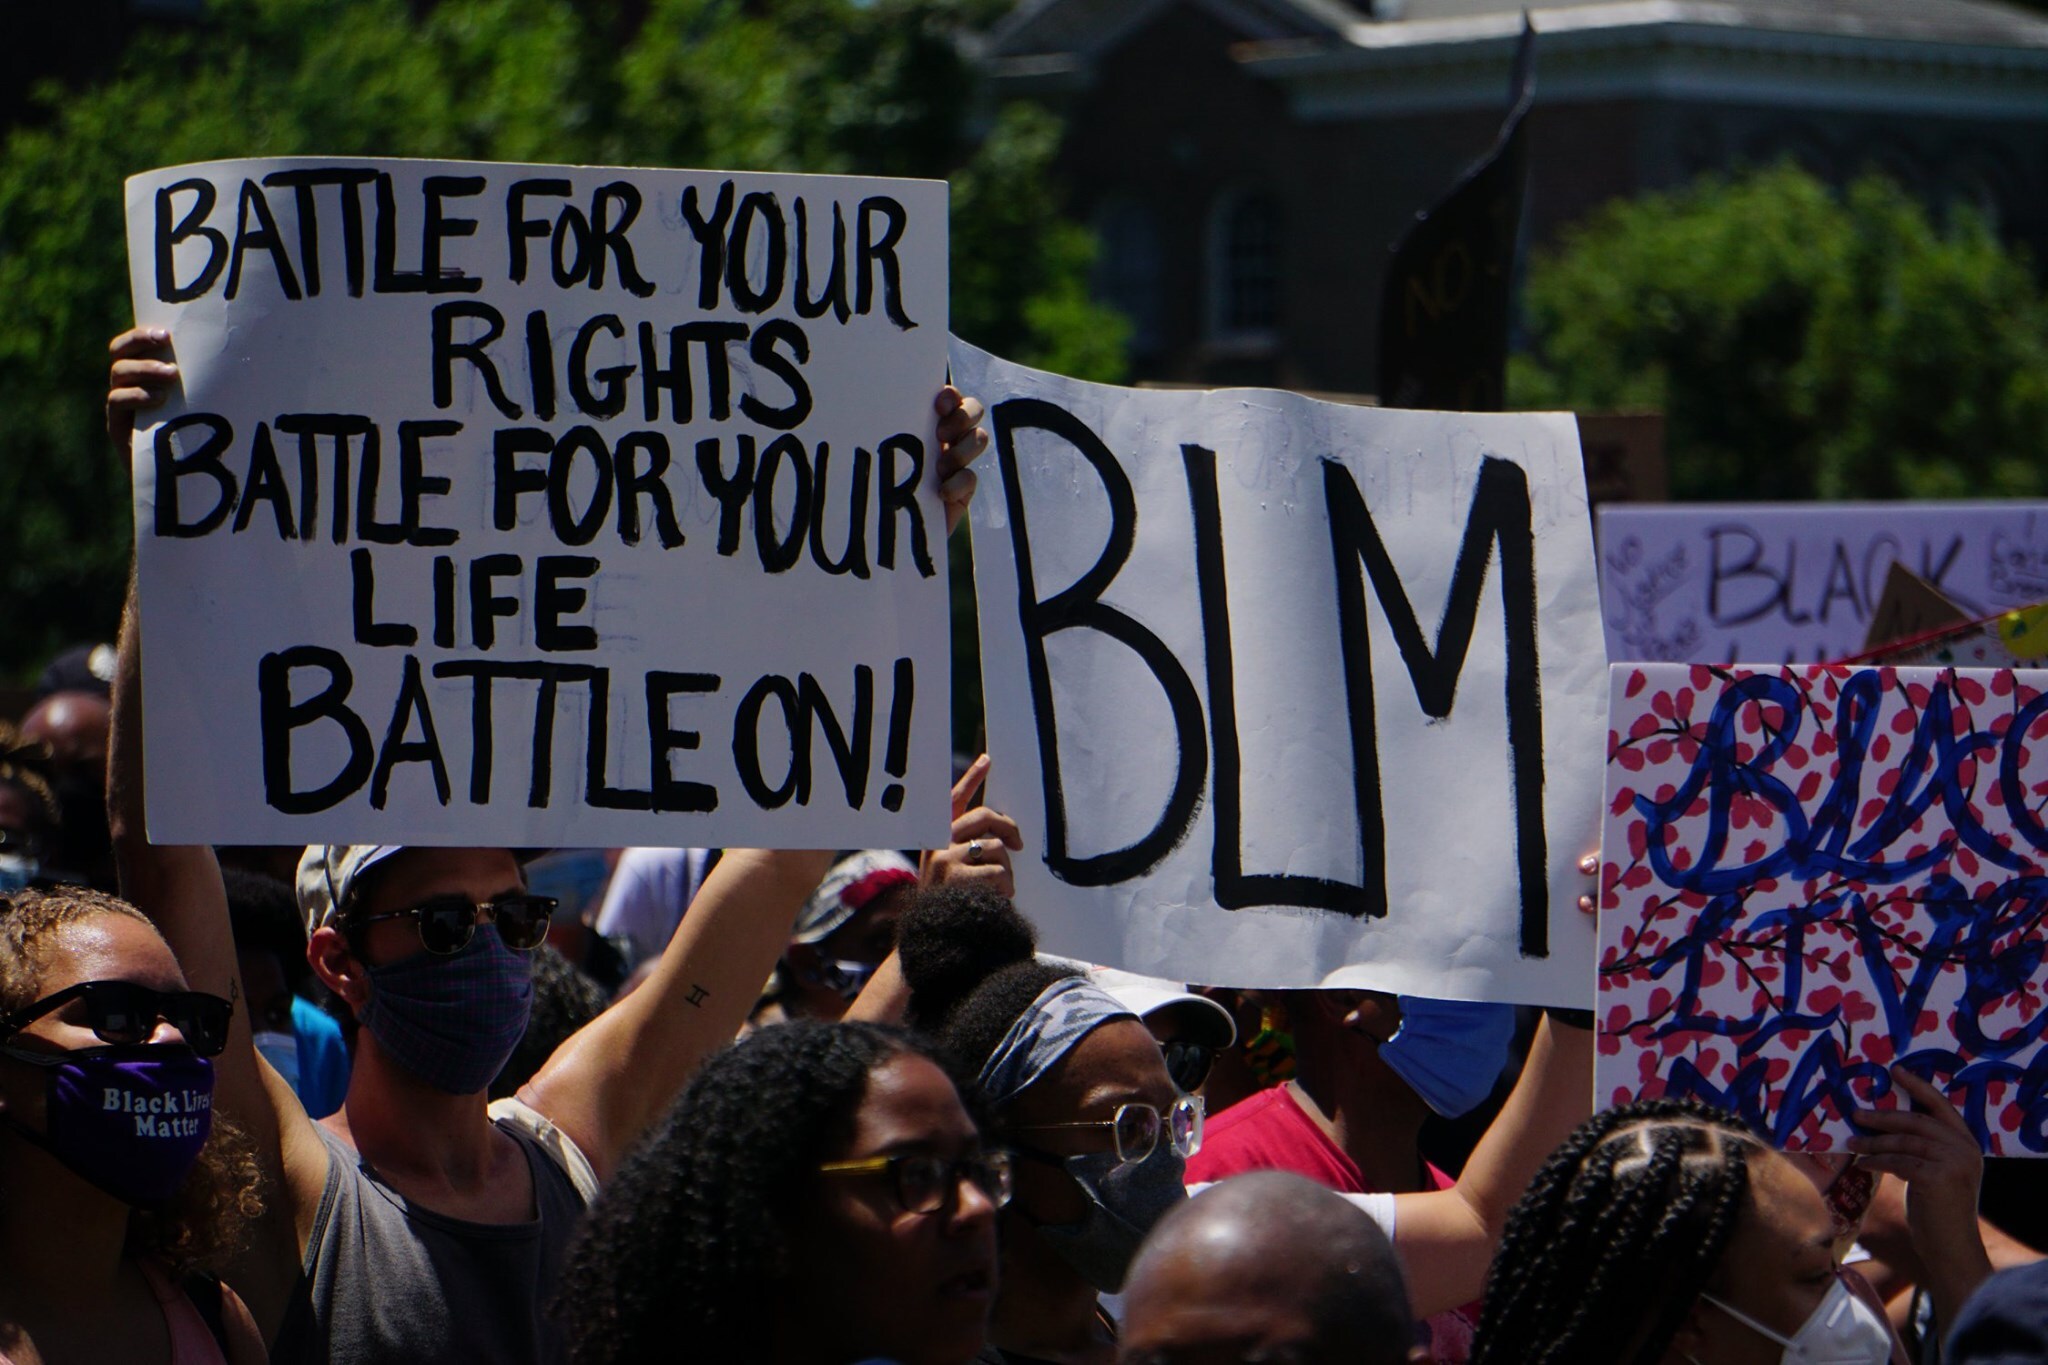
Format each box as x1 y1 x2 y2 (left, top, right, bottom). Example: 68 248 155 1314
1119 1172 1422 1365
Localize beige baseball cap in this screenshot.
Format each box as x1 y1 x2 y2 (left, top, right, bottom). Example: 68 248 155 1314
295 845 406 937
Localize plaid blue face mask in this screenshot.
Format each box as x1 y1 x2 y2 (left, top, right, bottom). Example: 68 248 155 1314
359 923 533 1095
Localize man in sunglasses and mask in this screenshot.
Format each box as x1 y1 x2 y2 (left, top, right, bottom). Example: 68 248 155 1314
105 332 992 1364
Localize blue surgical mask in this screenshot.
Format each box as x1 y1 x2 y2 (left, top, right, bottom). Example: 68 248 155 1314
358 924 533 1095
1378 997 1518 1119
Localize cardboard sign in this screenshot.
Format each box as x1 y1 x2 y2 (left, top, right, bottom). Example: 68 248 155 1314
125 157 951 848
1597 663 2048 1154
955 340 1606 1004
1860 564 1969 655
1597 503 2048 664
1850 602 2048 671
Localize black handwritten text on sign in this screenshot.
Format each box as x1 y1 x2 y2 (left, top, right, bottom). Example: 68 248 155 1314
958 343 1608 1002
125 158 951 850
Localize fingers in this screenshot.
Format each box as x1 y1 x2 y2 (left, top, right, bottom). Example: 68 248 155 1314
109 325 172 360
949 754 991 821
935 386 989 538
940 467 978 538
922 794 1022 900
1846 1130 1948 1163
951 806 1022 850
923 839 1015 899
1888 1067 1976 1136
1577 849 1601 914
106 327 178 454
934 386 989 467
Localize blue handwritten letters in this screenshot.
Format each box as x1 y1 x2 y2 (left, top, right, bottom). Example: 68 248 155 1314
1597 663 2048 1154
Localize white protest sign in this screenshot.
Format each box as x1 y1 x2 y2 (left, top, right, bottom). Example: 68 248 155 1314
126 157 950 848
1599 503 2048 665
955 341 1606 1005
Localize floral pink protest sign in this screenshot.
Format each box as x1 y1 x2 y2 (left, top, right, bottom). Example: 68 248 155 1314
1596 663 2048 1154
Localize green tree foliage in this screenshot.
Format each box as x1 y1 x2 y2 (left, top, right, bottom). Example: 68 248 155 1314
1511 164 2048 502
0 0 1124 682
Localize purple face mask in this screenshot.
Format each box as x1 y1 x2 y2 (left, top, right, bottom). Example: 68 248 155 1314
3 1042 215 1205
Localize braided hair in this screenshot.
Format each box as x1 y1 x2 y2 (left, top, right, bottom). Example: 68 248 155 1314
556 1020 954 1365
1470 1097 1763 1365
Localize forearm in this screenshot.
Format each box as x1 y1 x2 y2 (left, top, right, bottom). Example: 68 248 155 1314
1453 1013 1592 1238
1917 1219 1994 1334
110 569 239 994
525 847 832 1178
845 950 910 1023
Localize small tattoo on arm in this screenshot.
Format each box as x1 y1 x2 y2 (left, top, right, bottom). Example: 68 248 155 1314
685 984 710 1008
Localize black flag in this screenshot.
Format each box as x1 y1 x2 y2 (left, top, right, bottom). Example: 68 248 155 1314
1376 16 1536 411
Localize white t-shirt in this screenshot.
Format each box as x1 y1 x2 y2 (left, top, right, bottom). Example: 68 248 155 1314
593 847 715 965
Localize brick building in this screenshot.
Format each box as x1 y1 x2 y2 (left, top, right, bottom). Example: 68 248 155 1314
977 0 2048 391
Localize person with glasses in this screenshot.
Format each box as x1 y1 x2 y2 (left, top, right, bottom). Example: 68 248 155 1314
0 886 267 1364
105 331 992 1364
1065 966 1237 1099
890 882 1595 1365
893 888 1205 1365
560 1020 1003 1365
759 850 920 1027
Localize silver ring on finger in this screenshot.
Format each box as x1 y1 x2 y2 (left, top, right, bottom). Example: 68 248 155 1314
966 839 986 865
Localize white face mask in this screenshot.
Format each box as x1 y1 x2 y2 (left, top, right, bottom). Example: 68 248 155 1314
1696 1275 1894 1365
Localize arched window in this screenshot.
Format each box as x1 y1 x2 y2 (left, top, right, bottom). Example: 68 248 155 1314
1209 190 1281 343
1091 198 1164 357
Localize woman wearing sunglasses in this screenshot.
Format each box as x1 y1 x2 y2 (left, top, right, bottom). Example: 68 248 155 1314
0 887 266 1364
560 1020 1004 1365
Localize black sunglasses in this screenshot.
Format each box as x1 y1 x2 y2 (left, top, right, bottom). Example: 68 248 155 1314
0 980 234 1057
348 892 557 955
1162 1038 1215 1093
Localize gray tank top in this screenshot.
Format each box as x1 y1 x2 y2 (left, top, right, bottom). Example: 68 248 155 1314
273 1120 589 1364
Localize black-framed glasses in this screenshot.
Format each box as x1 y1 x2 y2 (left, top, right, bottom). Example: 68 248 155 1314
0 980 233 1057
1010 1095 1204 1167
816 1149 1015 1215
349 892 557 955
1162 1039 1215 1094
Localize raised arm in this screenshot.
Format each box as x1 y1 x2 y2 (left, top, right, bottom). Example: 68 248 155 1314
846 754 1020 1025
1385 1012 1595 1315
518 847 833 1180
110 561 328 1339
1849 1066 2000 1332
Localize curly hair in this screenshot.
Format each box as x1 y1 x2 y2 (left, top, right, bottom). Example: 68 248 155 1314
1 887 262 1272
0 886 155 1011
557 1020 962 1365
1470 1097 1764 1365
895 885 1079 1090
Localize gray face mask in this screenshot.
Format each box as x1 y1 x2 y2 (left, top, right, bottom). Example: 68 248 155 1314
1032 1141 1187 1293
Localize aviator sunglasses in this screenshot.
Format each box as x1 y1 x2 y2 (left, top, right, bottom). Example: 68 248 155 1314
0 979 234 1057
348 891 557 955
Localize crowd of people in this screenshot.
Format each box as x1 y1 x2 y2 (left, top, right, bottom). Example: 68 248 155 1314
0 329 2041 1365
